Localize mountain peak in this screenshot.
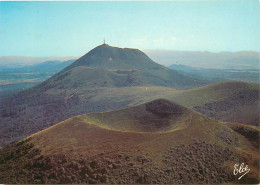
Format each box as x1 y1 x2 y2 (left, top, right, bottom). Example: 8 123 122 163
97 43 110 48
39 44 206 91
93 43 140 53
64 44 158 71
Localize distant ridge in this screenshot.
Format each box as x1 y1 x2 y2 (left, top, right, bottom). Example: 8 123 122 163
144 49 260 69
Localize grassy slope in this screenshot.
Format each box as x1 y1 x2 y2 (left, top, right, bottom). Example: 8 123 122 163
170 81 258 106
171 81 259 125
0 99 259 184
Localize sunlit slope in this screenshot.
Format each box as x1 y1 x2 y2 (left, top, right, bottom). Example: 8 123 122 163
172 81 258 106
171 81 259 125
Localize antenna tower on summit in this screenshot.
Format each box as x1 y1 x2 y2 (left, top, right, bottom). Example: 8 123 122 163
104 39 106 44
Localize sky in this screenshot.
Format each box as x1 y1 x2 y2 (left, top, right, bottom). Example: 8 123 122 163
0 0 259 57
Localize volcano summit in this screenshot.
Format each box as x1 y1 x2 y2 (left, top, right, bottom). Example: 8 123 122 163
38 44 206 91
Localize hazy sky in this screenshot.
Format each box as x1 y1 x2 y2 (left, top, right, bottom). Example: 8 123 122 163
0 1 259 57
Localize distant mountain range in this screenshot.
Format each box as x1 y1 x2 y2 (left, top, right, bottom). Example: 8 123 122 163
169 64 259 83
2 50 259 70
145 50 260 69
0 59 75 73
0 56 77 67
